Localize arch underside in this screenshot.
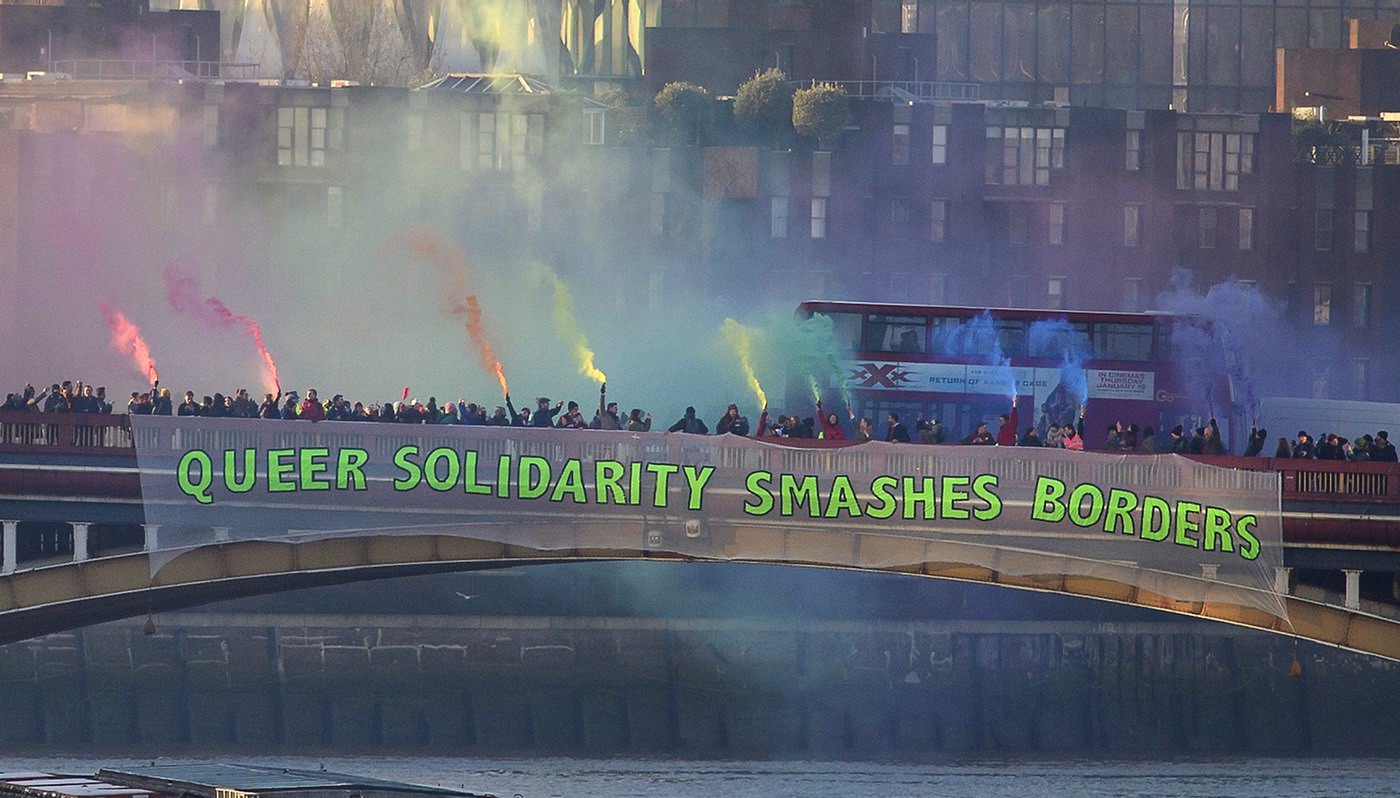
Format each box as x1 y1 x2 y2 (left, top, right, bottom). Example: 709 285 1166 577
0 530 1390 661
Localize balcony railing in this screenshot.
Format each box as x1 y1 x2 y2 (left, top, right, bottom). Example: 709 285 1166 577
796 80 980 102
47 59 261 82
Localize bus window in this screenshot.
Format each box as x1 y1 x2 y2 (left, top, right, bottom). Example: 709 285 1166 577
1094 322 1153 361
822 312 863 352
866 314 927 353
994 319 1027 358
1029 320 1091 359
929 316 963 355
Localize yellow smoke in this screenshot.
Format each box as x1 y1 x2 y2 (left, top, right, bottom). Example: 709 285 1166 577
528 262 607 384
722 318 766 409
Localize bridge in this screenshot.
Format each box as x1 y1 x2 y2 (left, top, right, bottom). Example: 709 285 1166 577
3 411 1400 660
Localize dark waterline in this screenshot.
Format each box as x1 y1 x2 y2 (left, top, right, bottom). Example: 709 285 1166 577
4 755 1399 798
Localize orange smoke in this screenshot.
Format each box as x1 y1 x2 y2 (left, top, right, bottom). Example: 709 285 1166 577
464 295 510 395
395 226 511 396
99 301 159 383
162 266 281 396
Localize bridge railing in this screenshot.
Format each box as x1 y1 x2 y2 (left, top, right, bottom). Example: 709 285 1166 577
0 412 131 455
2 411 1398 505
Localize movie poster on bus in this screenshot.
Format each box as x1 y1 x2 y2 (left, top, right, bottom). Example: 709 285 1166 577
1087 369 1155 400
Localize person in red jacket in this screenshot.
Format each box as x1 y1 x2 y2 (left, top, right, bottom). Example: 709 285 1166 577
299 388 326 422
995 397 1019 446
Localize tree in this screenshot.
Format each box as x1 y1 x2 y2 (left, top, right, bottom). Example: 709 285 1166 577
653 81 710 143
734 68 794 145
793 83 851 145
285 1 442 87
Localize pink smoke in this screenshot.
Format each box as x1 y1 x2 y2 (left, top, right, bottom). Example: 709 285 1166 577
99 301 159 383
162 266 281 396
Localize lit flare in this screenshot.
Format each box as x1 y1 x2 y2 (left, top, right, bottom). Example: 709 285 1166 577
722 318 767 409
99 302 159 383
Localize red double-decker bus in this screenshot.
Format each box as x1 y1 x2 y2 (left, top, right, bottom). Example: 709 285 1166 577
793 301 1235 450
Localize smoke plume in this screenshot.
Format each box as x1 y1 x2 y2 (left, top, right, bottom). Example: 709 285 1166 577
99 301 159 384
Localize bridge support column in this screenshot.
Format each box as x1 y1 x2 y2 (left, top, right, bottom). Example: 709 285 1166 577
1344 569 1363 610
71 522 89 562
1199 564 1219 580
143 524 160 553
1274 567 1293 595
1 520 15 575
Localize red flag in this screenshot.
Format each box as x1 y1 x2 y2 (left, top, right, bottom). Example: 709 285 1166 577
402 386 410 401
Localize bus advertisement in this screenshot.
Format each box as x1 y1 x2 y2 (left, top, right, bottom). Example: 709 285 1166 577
793 301 1235 450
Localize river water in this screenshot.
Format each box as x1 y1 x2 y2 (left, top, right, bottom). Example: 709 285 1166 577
2 755 1397 798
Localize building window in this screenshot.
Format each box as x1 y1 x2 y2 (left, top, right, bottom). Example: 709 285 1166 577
812 151 831 196
1315 209 1333 251
892 123 910 165
1198 206 1217 249
1353 283 1371 328
477 112 497 169
1313 283 1332 326
650 193 666 237
890 199 910 239
458 112 471 170
811 197 828 239
202 183 218 226
526 189 543 234
1353 358 1370 398
929 272 948 303
1123 278 1143 311
202 104 219 147
1177 132 1253 191
1312 362 1329 399
1126 129 1141 171
1238 207 1254 250
1123 205 1141 247
1048 277 1066 309
586 109 605 145
771 196 788 238
987 126 1064 186
1008 202 1028 244
276 107 299 166
930 199 947 242
1355 211 1370 253
931 125 948 164
1049 201 1065 245
648 272 663 313
901 0 919 32
326 186 343 228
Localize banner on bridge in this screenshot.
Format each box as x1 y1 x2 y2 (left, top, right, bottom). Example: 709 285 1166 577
131 417 1287 621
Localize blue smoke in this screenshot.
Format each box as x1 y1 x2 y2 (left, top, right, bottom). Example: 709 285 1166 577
1028 318 1091 404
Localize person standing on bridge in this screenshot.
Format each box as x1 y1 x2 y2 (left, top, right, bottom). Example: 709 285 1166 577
885 412 911 443
668 406 708 434
1373 432 1398 462
717 403 749 436
299 389 325 422
996 398 1019 446
1293 431 1316 458
1201 419 1224 455
532 397 562 427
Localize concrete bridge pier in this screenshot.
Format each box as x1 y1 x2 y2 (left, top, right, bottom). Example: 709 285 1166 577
1345 569 1363 610
1 520 14 575
71 523 89 562
143 524 160 553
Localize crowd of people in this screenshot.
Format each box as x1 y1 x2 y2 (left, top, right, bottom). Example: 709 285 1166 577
3 378 1397 461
